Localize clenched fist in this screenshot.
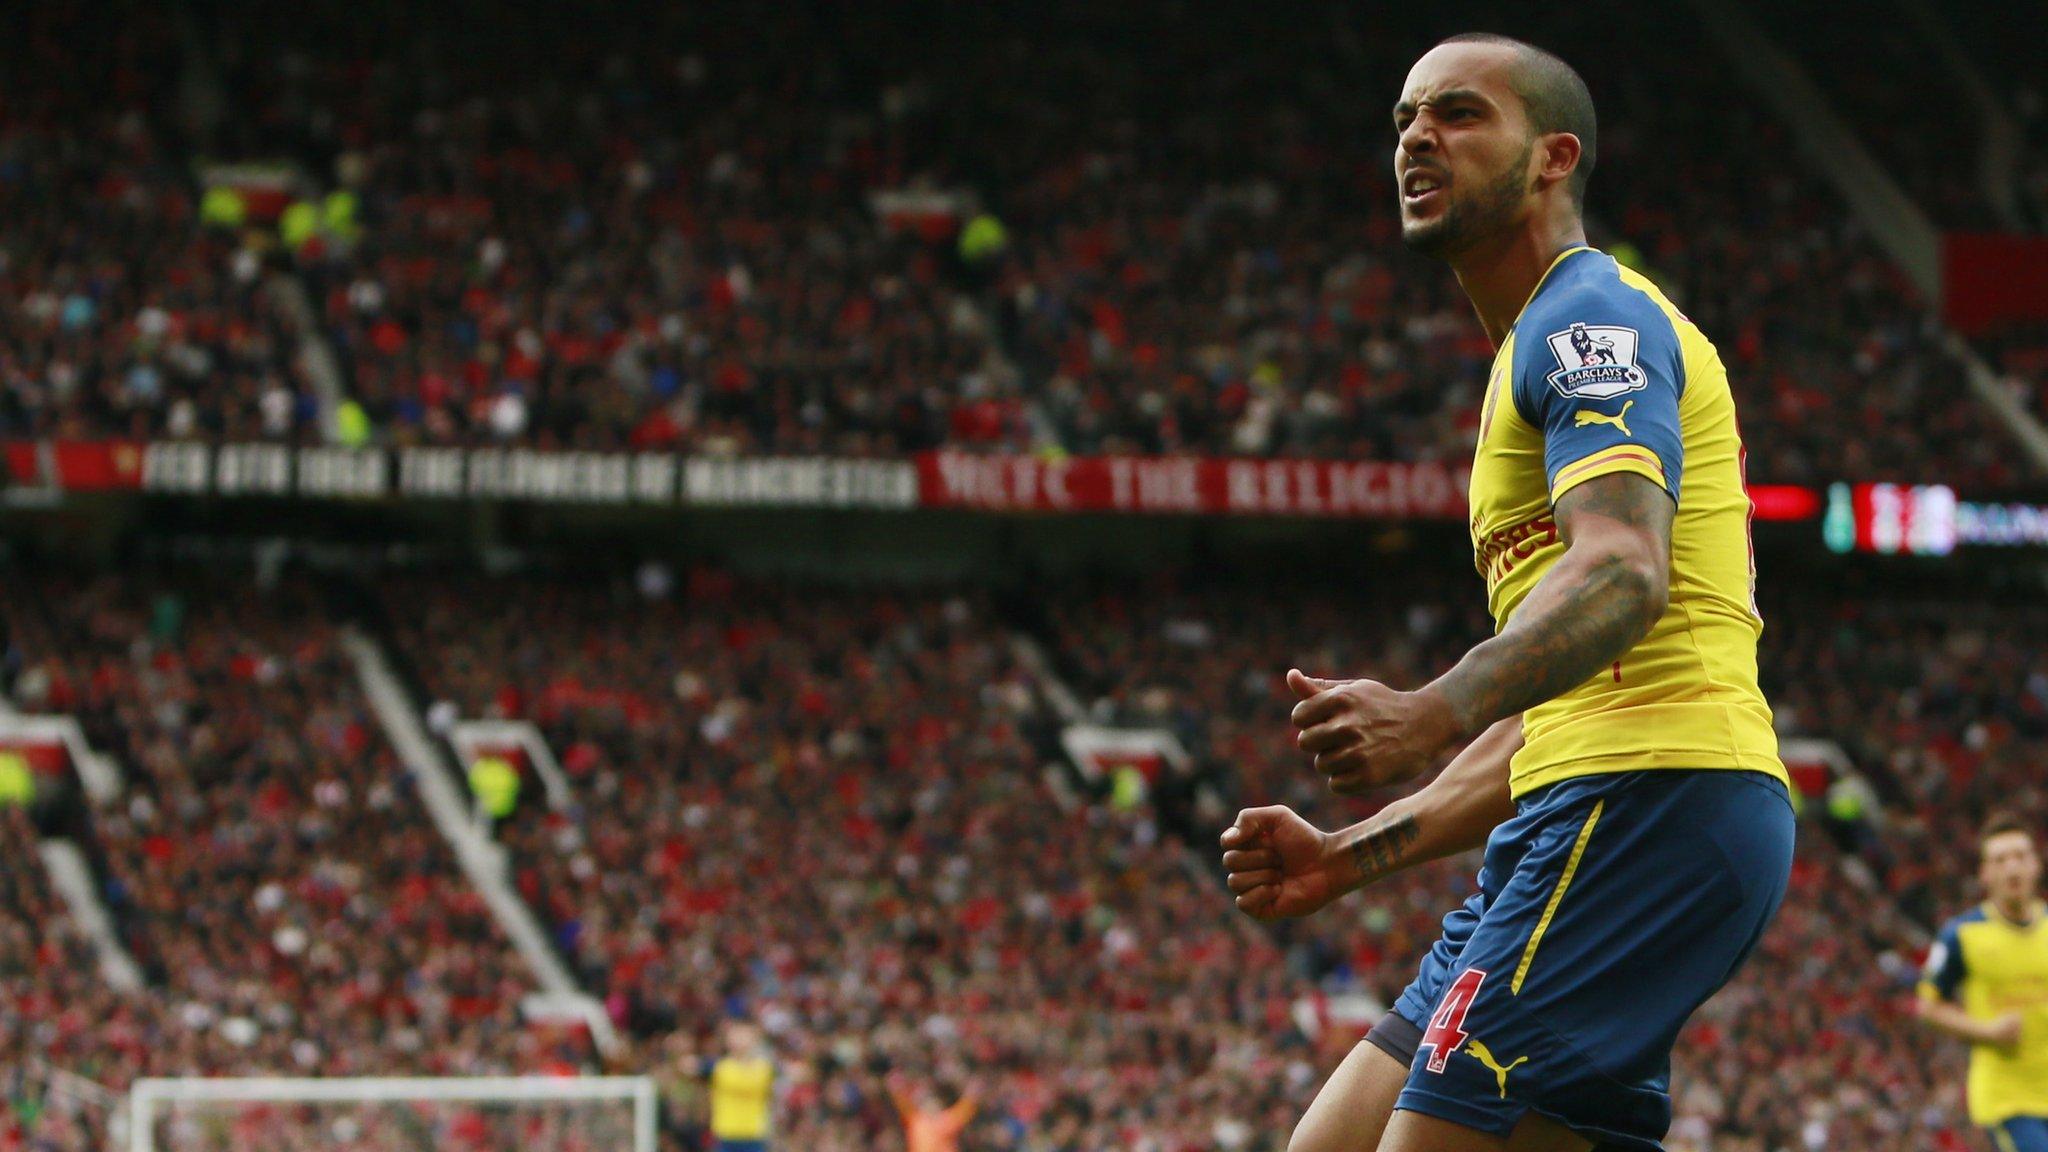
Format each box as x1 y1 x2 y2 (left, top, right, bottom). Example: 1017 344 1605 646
1219 806 1350 921
1288 669 1460 793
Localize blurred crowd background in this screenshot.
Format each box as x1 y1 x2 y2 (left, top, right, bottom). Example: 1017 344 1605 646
3 561 2035 1151
5 0 2047 1150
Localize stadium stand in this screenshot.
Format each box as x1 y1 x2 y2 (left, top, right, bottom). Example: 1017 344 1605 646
32 0 2007 486
1764 0 2048 235
0 572 587 1091
0 4 322 444
8 3 2048 1151
1039 569 2048 1150
1940 0 2048 234
0 555 2033 1149
1748 1 2004 232
380 573 1353 1148
1039 573 1489 824
1764 593 2048 927
1981 321 2048 426
371 565 2032 1150
0 802 164 1152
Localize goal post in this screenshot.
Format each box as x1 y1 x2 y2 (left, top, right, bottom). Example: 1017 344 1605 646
127 1076 657 1152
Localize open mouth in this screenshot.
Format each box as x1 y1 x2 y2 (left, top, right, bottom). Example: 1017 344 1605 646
1402 169 1446 208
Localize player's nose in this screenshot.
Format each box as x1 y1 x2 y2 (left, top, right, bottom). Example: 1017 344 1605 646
1398 115 1439 158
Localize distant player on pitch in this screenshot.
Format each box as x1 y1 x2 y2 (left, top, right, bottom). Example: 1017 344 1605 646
1220 33 1793 1151
1919 813 2048 1152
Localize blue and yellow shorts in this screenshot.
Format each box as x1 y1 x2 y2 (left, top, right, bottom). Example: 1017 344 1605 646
1374 768 1793 1150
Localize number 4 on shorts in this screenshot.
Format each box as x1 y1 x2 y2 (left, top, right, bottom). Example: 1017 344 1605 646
1420 967 1487 1073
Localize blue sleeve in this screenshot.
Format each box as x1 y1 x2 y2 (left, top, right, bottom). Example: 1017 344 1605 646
1510 287 1686 504
1919 921 1967 1002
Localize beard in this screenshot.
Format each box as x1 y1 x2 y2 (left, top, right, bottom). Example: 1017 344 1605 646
1401 139 1534 261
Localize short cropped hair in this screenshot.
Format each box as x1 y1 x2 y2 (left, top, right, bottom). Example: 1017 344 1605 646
1438 32 1598 208
1981 810 2034 847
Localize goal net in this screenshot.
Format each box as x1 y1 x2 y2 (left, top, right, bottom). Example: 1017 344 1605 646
125 1076 656 1152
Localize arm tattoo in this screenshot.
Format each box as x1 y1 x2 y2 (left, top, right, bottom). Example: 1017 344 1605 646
1348 812 1421 884
1434 474 1673 735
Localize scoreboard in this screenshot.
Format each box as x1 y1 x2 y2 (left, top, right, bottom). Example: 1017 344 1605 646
1824 482 2048 554
1824 483 1957 556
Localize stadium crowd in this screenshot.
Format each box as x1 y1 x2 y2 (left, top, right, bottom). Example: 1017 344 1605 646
296 1 2027 486
382 573 1345 1150
0 808 115 1152
1040 570 2038 1151
3 1 2031 490
1982 321 2048 429
1764 594 2048 928
1757 0 2048 235
0 4 323 445
0 572 586 1106
6 2 2048 1149
0 558 2039 1149
1750 2 2001 233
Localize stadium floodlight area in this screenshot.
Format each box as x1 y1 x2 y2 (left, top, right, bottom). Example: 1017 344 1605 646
126 1076 656 1152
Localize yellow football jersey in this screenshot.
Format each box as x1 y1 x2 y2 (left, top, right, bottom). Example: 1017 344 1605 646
709 1055 773 1139
1919 902 2048 1126
1468 246 1785 798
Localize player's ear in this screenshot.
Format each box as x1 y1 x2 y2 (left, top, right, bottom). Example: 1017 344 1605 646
1537 131 1582 195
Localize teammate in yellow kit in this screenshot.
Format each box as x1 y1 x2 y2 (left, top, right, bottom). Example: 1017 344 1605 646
703 1022 774 1152
1919 814 2048 1152
1219 32 1793 1152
